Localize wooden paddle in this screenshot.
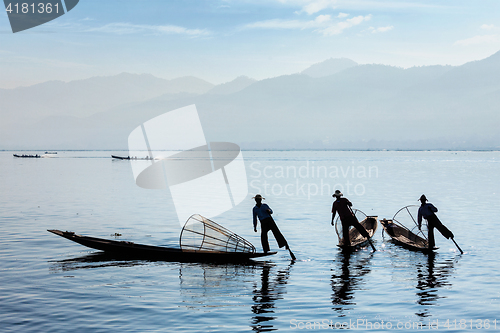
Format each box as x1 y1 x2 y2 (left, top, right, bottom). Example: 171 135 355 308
367 238 377 252
432 215 463 254
451 238 464 254
347 206 376 252
438 224 463 254
287 247 296 261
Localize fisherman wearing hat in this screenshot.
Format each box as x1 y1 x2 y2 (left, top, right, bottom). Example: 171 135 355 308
252 194 289 254
417 194 454 250
331 190 376 251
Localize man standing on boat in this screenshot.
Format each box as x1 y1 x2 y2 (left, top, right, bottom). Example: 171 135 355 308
417 194 454 250
331 190 376 251
252 194 290 254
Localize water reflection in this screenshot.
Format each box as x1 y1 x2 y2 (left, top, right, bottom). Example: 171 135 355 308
251 262 294 332
414 252 456 318
53 252 293 331
49 252 150 273
331 250 374 317
385 246 458 319
178 262 261 310
178 261 294 332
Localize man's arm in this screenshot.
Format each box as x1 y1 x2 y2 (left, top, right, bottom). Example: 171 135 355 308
417 208 422 229
429 204 438 213
331 203 337 225
253 207 258 231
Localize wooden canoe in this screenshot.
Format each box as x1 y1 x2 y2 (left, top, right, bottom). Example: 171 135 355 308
13 154 40 158
337 216 378 251
48 229 276 263
111 155 130 160
111 155 153 160
379 219 436 252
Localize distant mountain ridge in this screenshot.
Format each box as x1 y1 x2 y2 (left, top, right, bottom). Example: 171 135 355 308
207 76 257 95
1 53 499 150
301 58 358 78
0 73 214 120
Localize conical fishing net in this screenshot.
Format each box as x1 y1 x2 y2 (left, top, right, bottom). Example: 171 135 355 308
180 214 256 253
334 209 367 241
392 205 428 241
378 205 430 249
334 209 378 246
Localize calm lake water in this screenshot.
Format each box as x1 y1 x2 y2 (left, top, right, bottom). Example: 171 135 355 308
1 150 499 332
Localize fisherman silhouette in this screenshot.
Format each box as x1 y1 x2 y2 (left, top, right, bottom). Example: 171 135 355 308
252 195 290 254
331 190 376 251
417 194 454 250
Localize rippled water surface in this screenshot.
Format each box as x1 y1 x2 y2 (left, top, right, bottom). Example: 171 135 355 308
1 150 499 332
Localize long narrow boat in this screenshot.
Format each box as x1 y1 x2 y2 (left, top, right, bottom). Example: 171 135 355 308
379 219 435 252
111 155 153 160
48 229 276 263
42 151 58 158
13 154 40 158
111 155 130 160
336 216 378 251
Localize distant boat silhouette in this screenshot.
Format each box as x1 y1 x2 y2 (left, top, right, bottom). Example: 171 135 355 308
13 154 40 158
111 155 153 160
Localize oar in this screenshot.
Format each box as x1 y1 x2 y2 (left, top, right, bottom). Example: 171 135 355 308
285 241 296 260
451 238 463 254
288 247 296 261
367 238 377 252
347 206 376 252
438 222 463 254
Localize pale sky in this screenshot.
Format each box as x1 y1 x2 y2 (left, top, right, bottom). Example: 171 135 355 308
1 0 500 88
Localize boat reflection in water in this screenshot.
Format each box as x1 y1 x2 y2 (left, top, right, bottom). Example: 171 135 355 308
178 262 261 308
385 247 458 320
414 252 456 318
178 261 294 332
330 250 374 317
250 262 294 332
51 253 293 332
49 252 151 273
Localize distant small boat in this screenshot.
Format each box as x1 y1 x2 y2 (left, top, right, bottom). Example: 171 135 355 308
380 218 435 252
111 155 153 160
42 151 57 158
335 213 378 251
111 155 130 160
13 154 40 158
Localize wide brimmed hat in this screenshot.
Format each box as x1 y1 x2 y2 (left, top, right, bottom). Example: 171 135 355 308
252 194 265 200
332 190 343 197
419 194 427 202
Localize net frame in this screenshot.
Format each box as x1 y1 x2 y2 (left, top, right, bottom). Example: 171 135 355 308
392 205 428 241
334 209 367 242
180 214 256 253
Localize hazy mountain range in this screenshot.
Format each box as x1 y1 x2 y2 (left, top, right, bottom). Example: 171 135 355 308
1 55 499 150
